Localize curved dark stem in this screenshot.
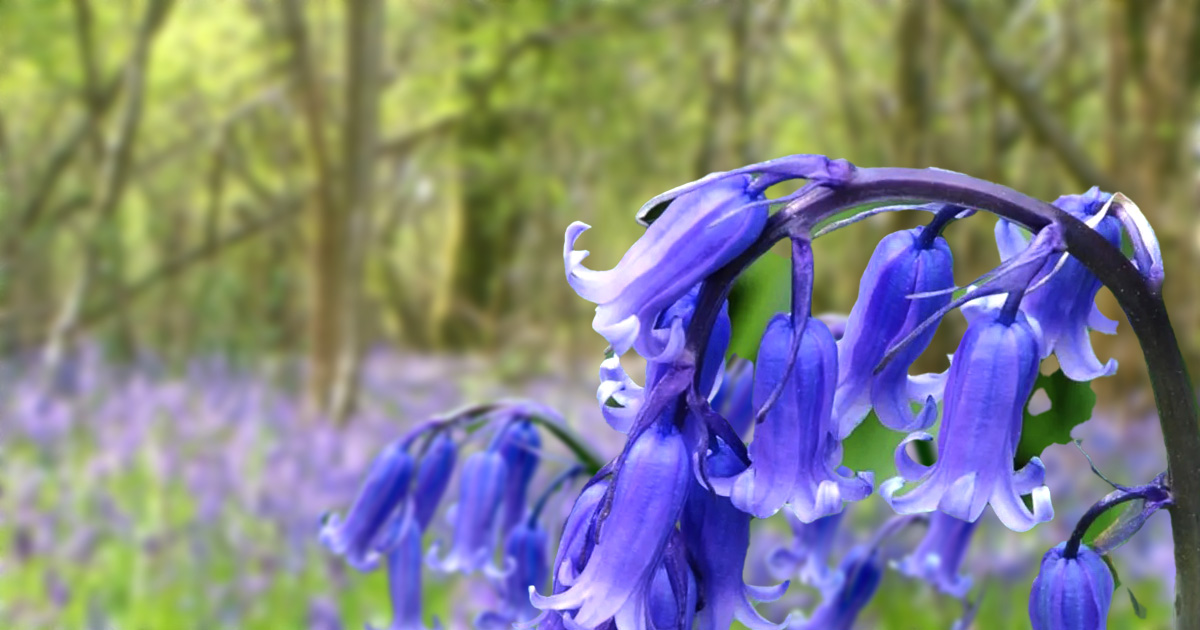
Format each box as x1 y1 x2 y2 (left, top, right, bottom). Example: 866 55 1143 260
529 464 586 523
682 165 1200 627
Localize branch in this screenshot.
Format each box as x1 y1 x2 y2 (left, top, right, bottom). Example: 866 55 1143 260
939 0 1116 191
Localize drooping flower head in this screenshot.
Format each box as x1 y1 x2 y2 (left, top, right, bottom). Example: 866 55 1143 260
896 512 979 598
531 414 692 628
882 300 1053 532
710 313 872 522
834 223 955 436
320 440 414 572
1028 542 1113 630
995 187 1121 381
412 432 457 530
428 449 509 574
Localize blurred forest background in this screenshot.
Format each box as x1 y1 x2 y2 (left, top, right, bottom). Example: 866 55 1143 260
1 1 1198 628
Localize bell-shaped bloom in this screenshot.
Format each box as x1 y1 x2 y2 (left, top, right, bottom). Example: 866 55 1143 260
882 307 1053 532
995 187 1121 382
598 287 732 433
476 520 548 628
368 510 438 630
491 420 542 535
428 451 509 573
646 560 698 630
833 227 954 437
712 356 755 438
413 432 457 530
792 544 884 630
320 440 414 571
685 443 789 630
711 314 872 522
531 423 691 628
768 512 844 596
564 175 766 356
896 512 978 598
547 481 609 595
1028 542 1113 630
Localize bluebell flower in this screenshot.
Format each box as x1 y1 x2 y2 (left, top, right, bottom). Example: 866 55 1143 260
995 187 1121 381
321 440 414 572
413 432 457 530
711 356 754 438
833 226 954 437
476 519 547 628
1028 542 1113 630
896 512 978 598
491 420 542 535
792 544 883 630
546 480 609 595
597 287 731 433
768 512 844 596
646 560 697 630
710 314 872 521
882 303 1053 532
531 422 691 628
428 450 508 574
369 510 438 630
564 175 766 356
685 442 789 630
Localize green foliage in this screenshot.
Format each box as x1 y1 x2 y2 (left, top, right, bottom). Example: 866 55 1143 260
1015 369 1098 468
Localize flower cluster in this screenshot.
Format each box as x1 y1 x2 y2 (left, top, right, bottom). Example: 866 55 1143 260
322 155 1172 629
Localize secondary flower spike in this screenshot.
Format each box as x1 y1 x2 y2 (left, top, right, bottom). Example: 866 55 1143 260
1028 542 1113 630
320 440 414 572
531 422 691 628
710 314 872 522
882 302 1054 532
563 175 766 357
834 225 955 436
995 187 1121 381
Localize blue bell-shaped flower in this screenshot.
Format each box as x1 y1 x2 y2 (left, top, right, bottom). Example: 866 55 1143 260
711 356 754 439
564 175 766 357
491 419 542 536
428 450 508 574
476 519 548 628
531 422 691 628
711 314 872 522
994 187 1121 382
833 226 954 437
1028 542 1113 630
896 512 978 598
882 303 1053 532
767 512 844 596
369 509 438 630
320 440 414 572
412 432 457 530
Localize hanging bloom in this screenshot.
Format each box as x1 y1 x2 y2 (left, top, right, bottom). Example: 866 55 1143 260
368 510 438 630
685 442 789 630
896 512 978 598
768 512 844 596
712 355 755 438
597 287 732 433
564 175 766 356
995 187 1121 381
320 440 414 572
710 314 872 522
833 226 954 437
476 520 548 628
428 450 508 574
491 420 542 535
882 304 1053 532
1028 542 1113 630
412 432 457 530
645 559 698 630
546 480 609 595
531 422 691 628
792 544 884 630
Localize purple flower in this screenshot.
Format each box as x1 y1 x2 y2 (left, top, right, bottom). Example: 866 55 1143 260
564 175 766 356
413 432 457 530
531 423 691 628
320 440 414 572
685 443 789 630
792 544 884 630
994 187 1121 382
882 304 1053 532
545 480 608 595
428 450 508 574
712 356 755 439
710 314 872 521
1028 542 1113 630
833 227 954 437
768 512 844 596
477 520 547 628
646 559 698 630
370 511 438 630
896 512 978 598
491 419 542 535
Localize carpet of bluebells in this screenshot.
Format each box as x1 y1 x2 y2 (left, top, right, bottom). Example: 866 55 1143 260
0 345 1175 628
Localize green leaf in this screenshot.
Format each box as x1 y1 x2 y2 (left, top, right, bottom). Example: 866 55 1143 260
1015 369 1097 468
1128 587 1148 619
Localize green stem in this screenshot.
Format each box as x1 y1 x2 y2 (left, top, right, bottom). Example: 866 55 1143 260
529 414 607 475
